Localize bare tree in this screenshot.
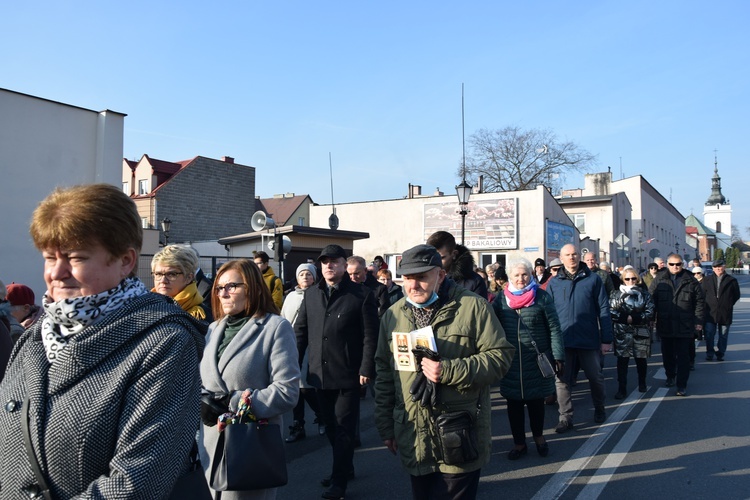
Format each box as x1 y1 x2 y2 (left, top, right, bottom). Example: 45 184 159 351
460 126 597 193
731 224 742 242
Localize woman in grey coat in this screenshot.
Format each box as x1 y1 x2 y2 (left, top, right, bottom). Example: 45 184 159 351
0 184 207 499
199 259 300 500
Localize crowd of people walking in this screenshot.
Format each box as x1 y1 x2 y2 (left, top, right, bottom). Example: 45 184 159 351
0 183 741 500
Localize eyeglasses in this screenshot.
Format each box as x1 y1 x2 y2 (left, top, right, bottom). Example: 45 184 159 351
152 271 184 281
550 266 561 271
667 262 682 267
623 277 638 282
215 282 246 294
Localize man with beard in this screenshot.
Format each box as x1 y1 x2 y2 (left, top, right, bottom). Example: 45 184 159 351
426 231 487 299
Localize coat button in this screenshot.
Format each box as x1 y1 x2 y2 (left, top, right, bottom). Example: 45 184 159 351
323 336 328 341
5 400 19 412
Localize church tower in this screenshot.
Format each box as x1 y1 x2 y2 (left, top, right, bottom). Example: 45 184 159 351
702 153 731 239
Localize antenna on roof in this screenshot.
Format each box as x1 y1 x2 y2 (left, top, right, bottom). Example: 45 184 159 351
328 152 339 230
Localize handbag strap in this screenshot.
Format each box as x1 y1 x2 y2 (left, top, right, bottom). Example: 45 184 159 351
515 310 543 356
21 396 53 500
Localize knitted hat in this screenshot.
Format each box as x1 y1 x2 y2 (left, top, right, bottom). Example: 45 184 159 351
296 263 318 282
6 283 35 306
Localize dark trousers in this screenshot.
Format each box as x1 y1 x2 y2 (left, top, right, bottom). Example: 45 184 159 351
410 469 481 500
292 387 320 424
506 398 545 445
661 337 691 389
317 388 360 488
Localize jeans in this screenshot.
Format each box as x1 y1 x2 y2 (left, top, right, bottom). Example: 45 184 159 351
704 322 730 356
556 348 605 422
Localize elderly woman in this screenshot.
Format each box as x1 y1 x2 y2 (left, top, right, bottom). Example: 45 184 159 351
152 244 211 322
492 257 564 459
610 267 655 398
0 184 206 498
281 263 324 443
199 259 300 500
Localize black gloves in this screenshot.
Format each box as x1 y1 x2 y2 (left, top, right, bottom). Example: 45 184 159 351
200 391 231 426
409 346 441 407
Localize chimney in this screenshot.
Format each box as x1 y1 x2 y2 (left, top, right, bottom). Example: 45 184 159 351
221 156 235 164
409 184 422 198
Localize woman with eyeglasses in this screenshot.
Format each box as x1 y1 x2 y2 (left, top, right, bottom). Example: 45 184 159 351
151 244 212 322
609 267 655 398
198 259 300 499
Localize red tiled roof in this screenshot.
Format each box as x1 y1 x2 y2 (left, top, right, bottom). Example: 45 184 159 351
256 195 311 225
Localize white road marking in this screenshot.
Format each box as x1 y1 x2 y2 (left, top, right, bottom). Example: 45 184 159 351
576 388 668 499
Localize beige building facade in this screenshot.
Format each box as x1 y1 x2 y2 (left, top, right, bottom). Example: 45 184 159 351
308 185 577 275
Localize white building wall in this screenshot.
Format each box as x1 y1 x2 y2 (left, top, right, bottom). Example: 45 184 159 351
0 89 125 296
309 185 576 270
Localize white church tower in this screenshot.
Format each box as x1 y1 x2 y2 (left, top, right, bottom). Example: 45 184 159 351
703 154 732 249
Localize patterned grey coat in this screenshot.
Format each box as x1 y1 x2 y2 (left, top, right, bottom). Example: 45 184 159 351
0 292 206 500
198 313 300 500
609 284 655 358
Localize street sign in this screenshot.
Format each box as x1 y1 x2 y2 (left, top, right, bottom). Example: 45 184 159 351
615 233 630 247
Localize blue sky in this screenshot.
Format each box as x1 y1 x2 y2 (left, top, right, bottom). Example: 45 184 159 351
4 1 748 234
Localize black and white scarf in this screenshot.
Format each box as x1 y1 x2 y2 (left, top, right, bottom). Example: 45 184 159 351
41 277 148 362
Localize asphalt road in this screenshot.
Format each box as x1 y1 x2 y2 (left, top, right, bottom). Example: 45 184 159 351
278 275 750 499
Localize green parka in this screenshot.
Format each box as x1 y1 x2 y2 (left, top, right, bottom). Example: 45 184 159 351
374 280 515 476
491 288 564 401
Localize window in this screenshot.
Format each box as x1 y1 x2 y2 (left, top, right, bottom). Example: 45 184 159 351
122 181 129 194
138 179 148 195
298 217 305 226
568 214 585 233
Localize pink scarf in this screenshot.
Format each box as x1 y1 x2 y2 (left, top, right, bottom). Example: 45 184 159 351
504 282 538 309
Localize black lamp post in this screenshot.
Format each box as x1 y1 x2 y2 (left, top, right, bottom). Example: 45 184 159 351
455 180 472 246
161 217 172 246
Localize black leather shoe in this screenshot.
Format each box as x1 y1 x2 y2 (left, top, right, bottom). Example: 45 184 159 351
285 421 306 443
614 389 626 400
321 470 355 487
507 446 527 460
594 407 606 424
535 441 549 457
322 485 346 499
638 383 647 392
665 377 675 387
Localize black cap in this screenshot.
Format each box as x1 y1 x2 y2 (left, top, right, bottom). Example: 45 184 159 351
534 258 546 268
712 259 726 267
318 244 347 261
398 244 442 275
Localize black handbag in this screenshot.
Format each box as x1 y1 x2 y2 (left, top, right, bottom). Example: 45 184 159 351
209 421 288 491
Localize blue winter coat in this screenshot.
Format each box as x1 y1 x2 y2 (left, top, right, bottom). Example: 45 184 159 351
546 262 613 349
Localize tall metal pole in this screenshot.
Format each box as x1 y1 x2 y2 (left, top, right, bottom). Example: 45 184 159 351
461 83 466 246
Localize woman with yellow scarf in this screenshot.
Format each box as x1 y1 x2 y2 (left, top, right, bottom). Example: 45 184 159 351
151 245 211 322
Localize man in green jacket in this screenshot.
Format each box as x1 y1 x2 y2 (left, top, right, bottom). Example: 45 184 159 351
374 244 514 499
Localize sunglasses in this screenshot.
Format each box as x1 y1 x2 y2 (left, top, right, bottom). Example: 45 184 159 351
623 277 638 282
667 262 682 267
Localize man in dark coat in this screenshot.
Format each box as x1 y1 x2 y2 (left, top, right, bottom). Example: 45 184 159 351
701 258 740 361
426 230 488 299
649 253 705 396
347 255 389 318
295 245 379 499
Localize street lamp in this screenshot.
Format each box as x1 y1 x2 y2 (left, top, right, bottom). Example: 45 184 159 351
674 241 680 257
455 180 472 246
161 217 172 246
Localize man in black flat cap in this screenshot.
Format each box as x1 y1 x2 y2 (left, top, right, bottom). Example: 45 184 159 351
701 258 740 361
295 244 379 499
374 244 514 500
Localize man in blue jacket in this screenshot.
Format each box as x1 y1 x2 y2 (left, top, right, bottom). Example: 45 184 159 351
547 243 613 432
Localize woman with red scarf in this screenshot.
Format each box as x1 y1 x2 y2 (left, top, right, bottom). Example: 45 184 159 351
491 257 564 459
